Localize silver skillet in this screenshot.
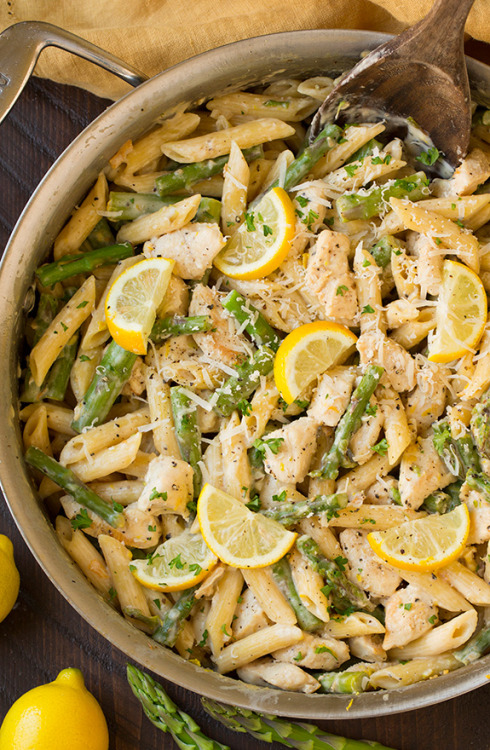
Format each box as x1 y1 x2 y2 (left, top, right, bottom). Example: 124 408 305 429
0 21 489 719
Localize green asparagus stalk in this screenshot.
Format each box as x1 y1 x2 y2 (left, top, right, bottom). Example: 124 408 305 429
150 315 213 342
421 483 462 514
336 172 429 222
127 665 229 750
222 290 281 352
107 192 222 224
432 420 481 480
346 137 383 164
470 385 490 460
213 346 275 417
71 340 138 432
25 446 125 528
269 123 342 193
85 218 116 249
194 197 221 224
296 535 371 614
44 333 79 401
155 146 263 196
123 606 161 634
271 557 324 632
262 492 348 526
465 470 490 502
35 243 133 287
202 698 398 750
453 623 490 665
317 670 371 694
170 387 202 497
369 235 403 269
312 365 384 479
152 585 199 647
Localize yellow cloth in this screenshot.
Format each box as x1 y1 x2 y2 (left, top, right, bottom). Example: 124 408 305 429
0 0 487 100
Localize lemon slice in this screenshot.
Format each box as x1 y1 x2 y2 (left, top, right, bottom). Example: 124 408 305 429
428 259 487 363
197 483 297 568
213 186 295 279
273 320 358 404
105 257 175 354
367 504 470 572
130 529 217 592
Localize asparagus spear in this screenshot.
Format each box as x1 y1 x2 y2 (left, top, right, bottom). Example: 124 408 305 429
213 346 275 417
271 556 324 632
86 218 116 249
202 698 398 750
346 137 383 164
127 665 229 750
336 172 429 222
44 333 79 401
432 420 481 480
222 290 281 351
150 315 213 342
421 483 462 514
296 535 371 614
35 243 133 287
470 385 490 460
170 387 202 497
317 670 371 694
312 365 384 479
71 340 138 432
25 446 125 528
107 192 222 224
453 623 490 665
123 606 160 634
127 665 398 750
369 235 403 269
466 471 490 502
155 145 263 196
152 585 199 647
262 492 348 526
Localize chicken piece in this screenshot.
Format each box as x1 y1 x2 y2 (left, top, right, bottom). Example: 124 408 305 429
189 284 249 367
348 635 387 663
406 361 448 433
233 587 269 640
273 632 350 670
438 148 490 196
382 584 438 650
461 485 490 544
60 496 161 549
408 233 443 297
365 475 399 505
290 181 329 257
305 229 358 325
237 658 320 693
158 275 189 316
121 356 146 397
307 366 357 426
398 436 453 510
138 455 193 517
357 329 417 393
340 529 401 598
262 416 318 484
258 474 299 510
145 223 226 279
384 299 419 330
349 395 384 465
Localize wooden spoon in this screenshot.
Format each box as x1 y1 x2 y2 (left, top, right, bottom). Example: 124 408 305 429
310 0 477 167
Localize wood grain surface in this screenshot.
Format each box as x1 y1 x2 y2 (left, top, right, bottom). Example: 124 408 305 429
1 48 490 750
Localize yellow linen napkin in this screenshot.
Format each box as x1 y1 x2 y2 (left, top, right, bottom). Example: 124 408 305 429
0 0 486 100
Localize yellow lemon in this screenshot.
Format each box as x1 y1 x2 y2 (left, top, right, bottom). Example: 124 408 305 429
273 320 358 404
428 259 487 363
130 528 217 592
105 257 175 355
0 534 19 623
213 187 296 279
197 483 296 568
367 504 470 572
0 668 109 750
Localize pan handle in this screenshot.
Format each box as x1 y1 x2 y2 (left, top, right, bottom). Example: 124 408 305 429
0 21 148 124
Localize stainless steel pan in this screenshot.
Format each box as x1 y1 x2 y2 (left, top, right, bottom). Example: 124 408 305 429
0 22 489 719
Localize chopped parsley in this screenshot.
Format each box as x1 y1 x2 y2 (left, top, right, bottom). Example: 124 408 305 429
77 300 89 309
362 259 371 267
336 285 349 296
272 490 287 503
315 646 336 657
237 399 252 416
371 153 392 165
221 623 231 637
365 403 378 417
79 354 91 362
112 500 124 513
296 195 309 208
416 146 440 166
262 224 273 237
293 651 303 662
189 563 203 577
59 321 68 332
344 163 359 178
168 554 185 570
109 587 117 601
198 629 209 647
149 488 168 502
361 304 375 314
428 614 437 624
334 555 348 571
244 212 256 232
404 603 413 611
147 524 157 533
253 436 284 456
372 438 388 456
434 237 442 245
153 598 162 610
70 509 92 530
245 494 262 512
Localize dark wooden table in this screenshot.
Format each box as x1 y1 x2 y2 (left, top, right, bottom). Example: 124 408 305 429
1 52 490 750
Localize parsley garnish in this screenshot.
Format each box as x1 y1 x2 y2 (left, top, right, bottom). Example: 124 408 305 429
253 436 284 456
372 438 388 455
293 652 303 662
189 563 202 577
416 146 440 166
344 163 359 177
153 598 162 610
237 399 252 416
272 490 287 503
244 212 256 231
198 629 209 647
149 488 168 502
262 224 273 237
315 645 336 657
112 500 124 513
59 322 68 332
221 623 231 637
77 300 89 309
168 554 185 570
109 587 117 601
428 614 437 624
361 304 375 314
365 403 378 417
147 524 157 532
79 354 91 362
296 195 309 208
404 603 413 611
336 285 349 296
70 509 92 530
245 494 262 512
334 555 348 571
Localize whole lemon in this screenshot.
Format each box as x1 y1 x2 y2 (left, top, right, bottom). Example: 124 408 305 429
0 668 109 750
0 534 20 623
